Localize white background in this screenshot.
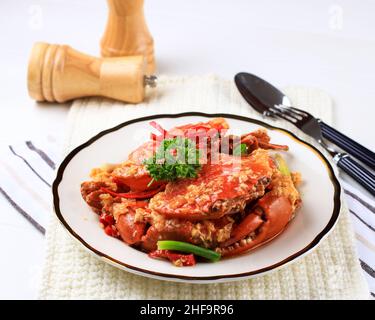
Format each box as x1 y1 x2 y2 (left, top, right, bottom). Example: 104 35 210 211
0 0 374 299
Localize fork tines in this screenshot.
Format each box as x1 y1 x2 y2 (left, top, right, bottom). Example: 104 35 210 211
269 104 308 123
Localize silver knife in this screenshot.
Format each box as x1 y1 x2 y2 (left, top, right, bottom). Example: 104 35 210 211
235 72 375 196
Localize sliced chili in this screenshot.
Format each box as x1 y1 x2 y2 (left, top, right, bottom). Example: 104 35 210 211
150 132 159 141
150 121 168 136
104 225 118 237
99 213 115 226
149 250 196 266
100 184 165 199
111 177 130 191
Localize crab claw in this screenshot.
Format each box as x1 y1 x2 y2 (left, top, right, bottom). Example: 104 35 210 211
219 193 293 257
221 212 263 248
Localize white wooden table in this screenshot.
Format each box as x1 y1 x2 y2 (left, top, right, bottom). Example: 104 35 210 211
0 0 374 299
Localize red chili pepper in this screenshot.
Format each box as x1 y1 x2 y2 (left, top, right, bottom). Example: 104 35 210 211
100 184 165 199
148 250 196 266
150 132 159 141
150 121 168 136
104 225 118 237
99 213 115 226
112 177 130 191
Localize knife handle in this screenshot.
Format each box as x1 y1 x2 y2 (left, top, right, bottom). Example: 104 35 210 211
336 154 375 196
319 120 375 170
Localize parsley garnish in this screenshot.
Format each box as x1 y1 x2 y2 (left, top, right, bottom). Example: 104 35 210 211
144 137 201 185
233 143 248 156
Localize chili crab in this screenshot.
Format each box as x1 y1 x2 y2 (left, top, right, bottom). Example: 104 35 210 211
81 118 302 266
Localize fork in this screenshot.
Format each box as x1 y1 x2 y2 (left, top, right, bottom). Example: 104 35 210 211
267 104 375 196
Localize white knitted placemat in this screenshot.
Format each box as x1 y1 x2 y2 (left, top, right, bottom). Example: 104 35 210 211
39 75 369 299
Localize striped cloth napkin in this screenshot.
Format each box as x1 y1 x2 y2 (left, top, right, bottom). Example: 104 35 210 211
1 135 374 298
0 137 61 235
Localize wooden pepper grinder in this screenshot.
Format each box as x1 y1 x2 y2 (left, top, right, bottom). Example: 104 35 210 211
27 42 157 103
100 0 155 75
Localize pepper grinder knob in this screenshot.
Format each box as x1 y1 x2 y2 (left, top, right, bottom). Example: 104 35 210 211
101 0 155 75
27 42 157 104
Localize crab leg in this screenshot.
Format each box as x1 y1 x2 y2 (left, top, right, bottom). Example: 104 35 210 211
241 133 288 152
258 141 289 151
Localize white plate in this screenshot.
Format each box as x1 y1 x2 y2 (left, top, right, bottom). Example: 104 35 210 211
53 112 341 283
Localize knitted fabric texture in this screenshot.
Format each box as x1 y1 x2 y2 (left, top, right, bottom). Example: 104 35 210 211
39 75 369 299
